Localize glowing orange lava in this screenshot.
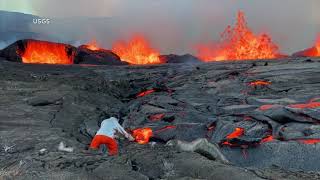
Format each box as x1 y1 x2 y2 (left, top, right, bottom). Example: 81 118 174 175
226 127 244 139
316 35 320 56
149 114 165 121
19 40 73 64
259 104 282 111
261 135 274 143
249 80 272 86
132 128 153 144
197 11 280 61
136 89 156 98
298 34 320 57
298 139 320 145
85 39 100 51
112 35 162 65
288 102 320 109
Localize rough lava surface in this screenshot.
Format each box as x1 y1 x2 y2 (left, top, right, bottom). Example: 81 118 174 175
1 57 320 179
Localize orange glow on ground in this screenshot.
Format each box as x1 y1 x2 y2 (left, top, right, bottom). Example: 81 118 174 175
197 11 280 61
112 35 162 65
132 128 153 144
19 40 73 64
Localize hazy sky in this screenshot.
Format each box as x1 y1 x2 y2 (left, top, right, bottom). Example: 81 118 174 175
0 0 320 54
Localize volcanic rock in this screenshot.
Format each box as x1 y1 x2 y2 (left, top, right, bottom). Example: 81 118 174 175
1 58 320 179
75 45 128 65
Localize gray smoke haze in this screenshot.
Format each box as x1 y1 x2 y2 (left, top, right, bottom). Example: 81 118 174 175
2 0 320 54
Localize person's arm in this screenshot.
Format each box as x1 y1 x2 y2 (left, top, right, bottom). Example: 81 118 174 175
115 123 135 141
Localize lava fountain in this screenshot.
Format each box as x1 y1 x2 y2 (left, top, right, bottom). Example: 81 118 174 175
112 35 162 65
19 40 74 64
316 35 320 56
294 34 320 57
197 11 281 61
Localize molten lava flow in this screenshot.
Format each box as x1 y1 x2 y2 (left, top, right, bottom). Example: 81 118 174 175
112 35 162 65
261 135 274 143
249 80 272 87
20 40 73 64
288 102 320 109
197 11 280 61
132 128 153 144
226 127 244 139
136 89 156 98
259 104 282 111
148 114 165 121
298 139 320 145
85 39 100 51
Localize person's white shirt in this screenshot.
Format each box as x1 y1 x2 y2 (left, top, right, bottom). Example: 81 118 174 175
96 117 133 140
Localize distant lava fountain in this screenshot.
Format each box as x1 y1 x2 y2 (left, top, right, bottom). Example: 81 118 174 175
197 11 281 61
317 37 320 54
19 40 74 64
112 35 162 65
315 35 320 56
293 34 320 57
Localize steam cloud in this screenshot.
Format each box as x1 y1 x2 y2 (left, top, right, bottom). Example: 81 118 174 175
3 0 320 54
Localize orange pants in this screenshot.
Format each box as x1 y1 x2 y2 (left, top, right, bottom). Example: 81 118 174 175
90 135 118 156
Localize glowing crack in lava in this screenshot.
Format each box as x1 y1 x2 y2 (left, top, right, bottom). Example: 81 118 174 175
136 89 156 98
112 35 162 65
226 127 245 139
148 114 165 121
197 11 280 61
85 39 100 51
19 40 73 64
298 139 320 145
288 102 320 109
249 80 272 87
261 135 274 143
132 128 153 144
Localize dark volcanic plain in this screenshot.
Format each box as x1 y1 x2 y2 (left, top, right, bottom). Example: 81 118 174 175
1 57 320 180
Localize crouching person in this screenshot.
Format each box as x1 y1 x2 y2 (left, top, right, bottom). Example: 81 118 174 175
90 117 134 156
